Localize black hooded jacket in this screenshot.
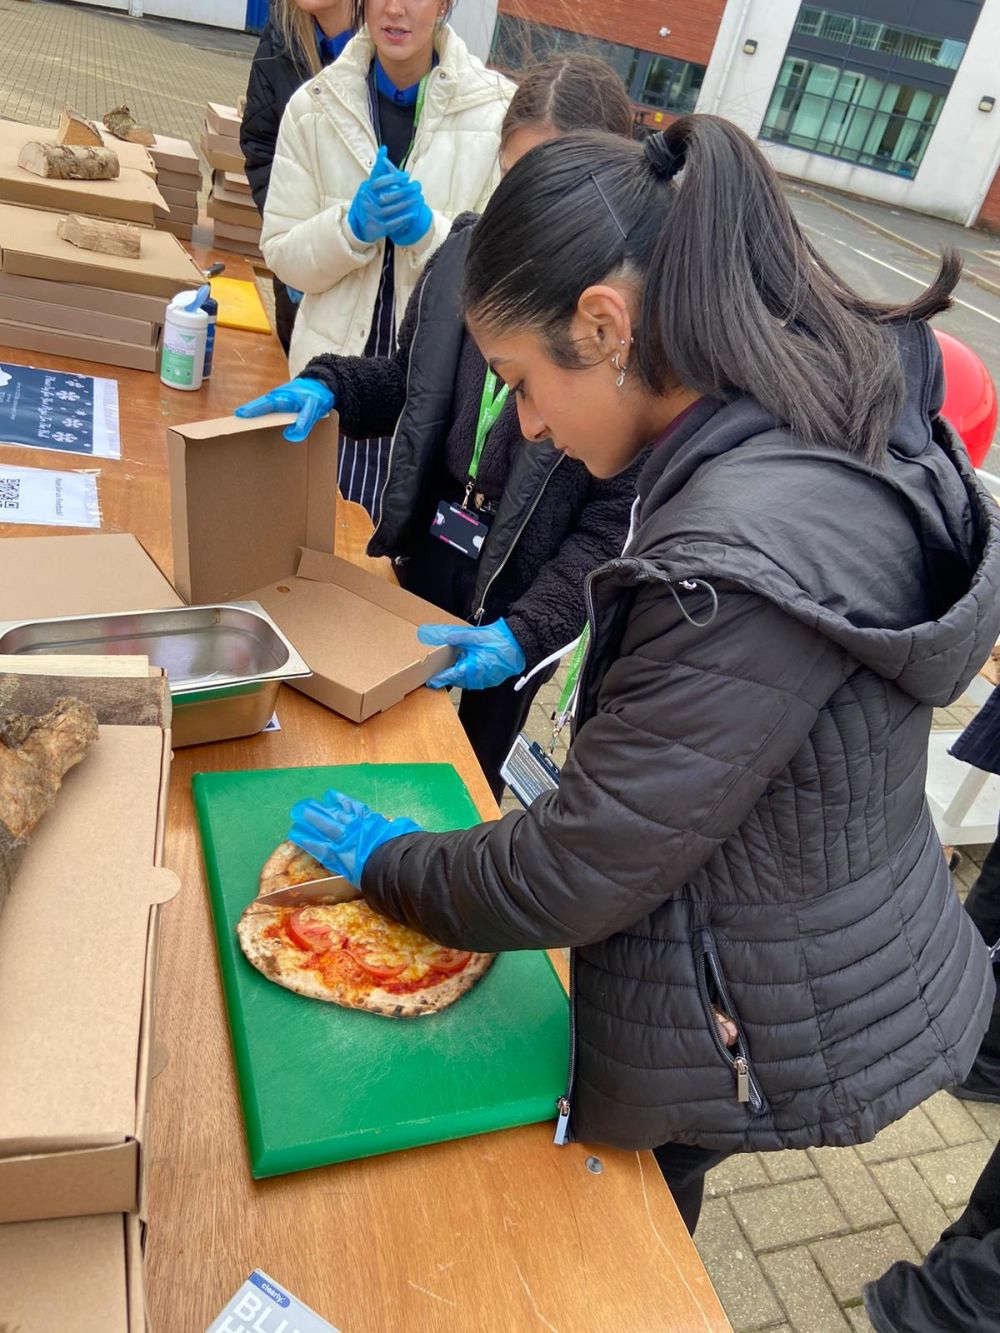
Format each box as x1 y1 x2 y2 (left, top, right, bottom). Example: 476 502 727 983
241 19 316 215
362 323 1000 1153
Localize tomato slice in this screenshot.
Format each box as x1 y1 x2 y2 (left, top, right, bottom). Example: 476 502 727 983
286 909 334 953
348 945 408 980
427 948 471 975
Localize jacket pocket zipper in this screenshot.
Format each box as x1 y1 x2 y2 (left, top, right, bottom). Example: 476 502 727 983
554 949 577 1145
695 928 768 1114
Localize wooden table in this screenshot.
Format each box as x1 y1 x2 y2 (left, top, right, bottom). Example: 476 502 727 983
0 261 731 1332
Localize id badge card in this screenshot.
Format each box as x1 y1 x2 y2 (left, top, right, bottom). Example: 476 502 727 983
501 732 562 809
430 500 490 559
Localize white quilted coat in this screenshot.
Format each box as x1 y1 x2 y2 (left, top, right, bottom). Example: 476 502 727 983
261 25 514 376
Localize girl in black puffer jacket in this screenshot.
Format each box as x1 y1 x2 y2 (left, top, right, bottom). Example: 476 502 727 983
241 1 353 351
238 55 639 797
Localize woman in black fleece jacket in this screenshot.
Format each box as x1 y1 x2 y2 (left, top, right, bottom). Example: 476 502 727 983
237 55 638 796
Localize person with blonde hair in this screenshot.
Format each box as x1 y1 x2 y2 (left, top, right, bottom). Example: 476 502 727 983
241 1 354 351
259 0 513 514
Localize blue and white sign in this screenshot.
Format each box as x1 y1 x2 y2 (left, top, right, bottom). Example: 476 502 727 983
0 362 120 460
207 1270 342 1333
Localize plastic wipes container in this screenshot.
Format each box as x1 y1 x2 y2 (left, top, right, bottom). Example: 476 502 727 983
161 290 209 391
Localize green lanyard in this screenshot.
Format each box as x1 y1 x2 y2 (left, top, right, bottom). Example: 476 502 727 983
555 627 590 719
464 369 509 505
403 73 431 167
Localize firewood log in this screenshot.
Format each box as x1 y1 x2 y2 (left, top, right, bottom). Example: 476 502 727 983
58 105 104 147
0 697 98 912
58 213 141 258
18 142 120 180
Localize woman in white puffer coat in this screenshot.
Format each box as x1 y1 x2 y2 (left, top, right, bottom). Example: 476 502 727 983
261 0 513 513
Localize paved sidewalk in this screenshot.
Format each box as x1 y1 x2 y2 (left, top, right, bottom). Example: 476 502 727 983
0 0 254 140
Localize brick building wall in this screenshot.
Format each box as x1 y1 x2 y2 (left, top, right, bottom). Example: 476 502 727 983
496 0 726 70
976 162 1000 233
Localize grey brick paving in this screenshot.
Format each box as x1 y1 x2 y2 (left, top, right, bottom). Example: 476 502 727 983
759 1248 852 1333
2 11 994 1333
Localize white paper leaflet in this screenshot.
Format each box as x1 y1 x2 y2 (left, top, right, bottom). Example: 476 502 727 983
207 1270 341 1333
0 463 100 528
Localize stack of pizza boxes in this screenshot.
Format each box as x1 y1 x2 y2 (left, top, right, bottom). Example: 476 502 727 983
0 117 203 372
0 535 188 1330
149 133 203 243
201 103 264 262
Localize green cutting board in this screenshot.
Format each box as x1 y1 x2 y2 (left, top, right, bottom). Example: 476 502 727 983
193 763 569 1179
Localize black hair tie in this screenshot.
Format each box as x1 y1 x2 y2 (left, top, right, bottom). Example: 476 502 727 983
644 133 685 181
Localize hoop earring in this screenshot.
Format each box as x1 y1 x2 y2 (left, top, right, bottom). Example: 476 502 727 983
612 352 627 389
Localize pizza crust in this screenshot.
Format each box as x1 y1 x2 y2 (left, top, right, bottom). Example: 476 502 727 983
237 903 494 1017
258 839 327 894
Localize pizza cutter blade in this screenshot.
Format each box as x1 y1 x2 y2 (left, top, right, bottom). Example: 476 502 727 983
256 875 362 908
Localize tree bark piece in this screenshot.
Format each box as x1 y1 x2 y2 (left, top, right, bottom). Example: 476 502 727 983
18 142 120 180
58 105 104 147
0 696 98 913
58 212 141 258
103 105 154 147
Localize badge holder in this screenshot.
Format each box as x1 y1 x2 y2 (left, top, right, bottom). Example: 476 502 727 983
501 628 590 809
429 368 509 561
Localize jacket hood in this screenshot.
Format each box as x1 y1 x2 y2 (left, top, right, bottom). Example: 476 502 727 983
631 322 1000 706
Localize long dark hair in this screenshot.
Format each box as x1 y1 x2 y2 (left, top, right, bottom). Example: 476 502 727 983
465 115 959 463
501 54 633 147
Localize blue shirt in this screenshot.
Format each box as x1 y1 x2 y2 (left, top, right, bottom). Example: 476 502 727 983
316 24 352 65
373 54 438 106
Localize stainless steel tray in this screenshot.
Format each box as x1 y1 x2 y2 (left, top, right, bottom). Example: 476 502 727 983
0 602 311 746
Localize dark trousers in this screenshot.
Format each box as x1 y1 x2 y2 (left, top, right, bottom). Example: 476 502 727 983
652 1143 731 1235
865 1142 1000 1332
273 277 297 357
965 822 1000 1064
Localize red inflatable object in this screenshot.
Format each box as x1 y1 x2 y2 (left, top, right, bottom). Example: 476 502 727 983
934 329 997 468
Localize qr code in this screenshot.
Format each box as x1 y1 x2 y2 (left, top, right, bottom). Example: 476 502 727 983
0 477 20 510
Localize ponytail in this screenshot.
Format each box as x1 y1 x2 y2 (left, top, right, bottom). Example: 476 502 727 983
465 115 960 464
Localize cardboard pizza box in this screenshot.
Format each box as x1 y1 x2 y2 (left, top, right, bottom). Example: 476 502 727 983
206 102 242 139
0 129 167 226
0 271 169 324
0 118 156 176
162 200 198 226
0 654 179 1224
0 1212 145 1332
0 200 204 298
223 169 252 195
158 182 199 208
0 292 159 346
0 532 184 620
0 318 161 373
206 193 260 230
156 166 202 193
199 131 245 175
149 132 202 178
167 414 465 723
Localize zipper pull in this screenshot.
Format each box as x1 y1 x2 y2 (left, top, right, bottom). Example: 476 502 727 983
554 1096 571 1145
473 605 486 625
989 939 999 963
734 1056 750 1104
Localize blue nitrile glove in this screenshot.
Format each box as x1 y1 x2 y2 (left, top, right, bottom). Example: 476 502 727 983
347 146 423 244
388 177 433 248
234 377 335 442
417 618 526 691
288 789 423 886
286 286 304 304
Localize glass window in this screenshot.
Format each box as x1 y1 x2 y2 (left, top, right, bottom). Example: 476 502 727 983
760 55 944 177
786 5 967 71
489 14 705 116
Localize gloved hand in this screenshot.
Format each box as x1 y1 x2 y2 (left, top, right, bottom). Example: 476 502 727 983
234 377 335 442
285 286 304 305
288 789 423 886
388 176 433 248
347 146 423 244
417 618 526 691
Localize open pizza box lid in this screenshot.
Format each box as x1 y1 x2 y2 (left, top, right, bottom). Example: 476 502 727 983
0 657 178 1225
0 1211 145 1332
166 413 463 724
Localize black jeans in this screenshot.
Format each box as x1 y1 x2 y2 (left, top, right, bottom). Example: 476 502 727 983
652 1143 732 1235
965 821 1000 1065
865 1141 1000 1332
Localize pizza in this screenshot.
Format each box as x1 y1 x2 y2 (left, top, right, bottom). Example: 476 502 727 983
236 840 494 1018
